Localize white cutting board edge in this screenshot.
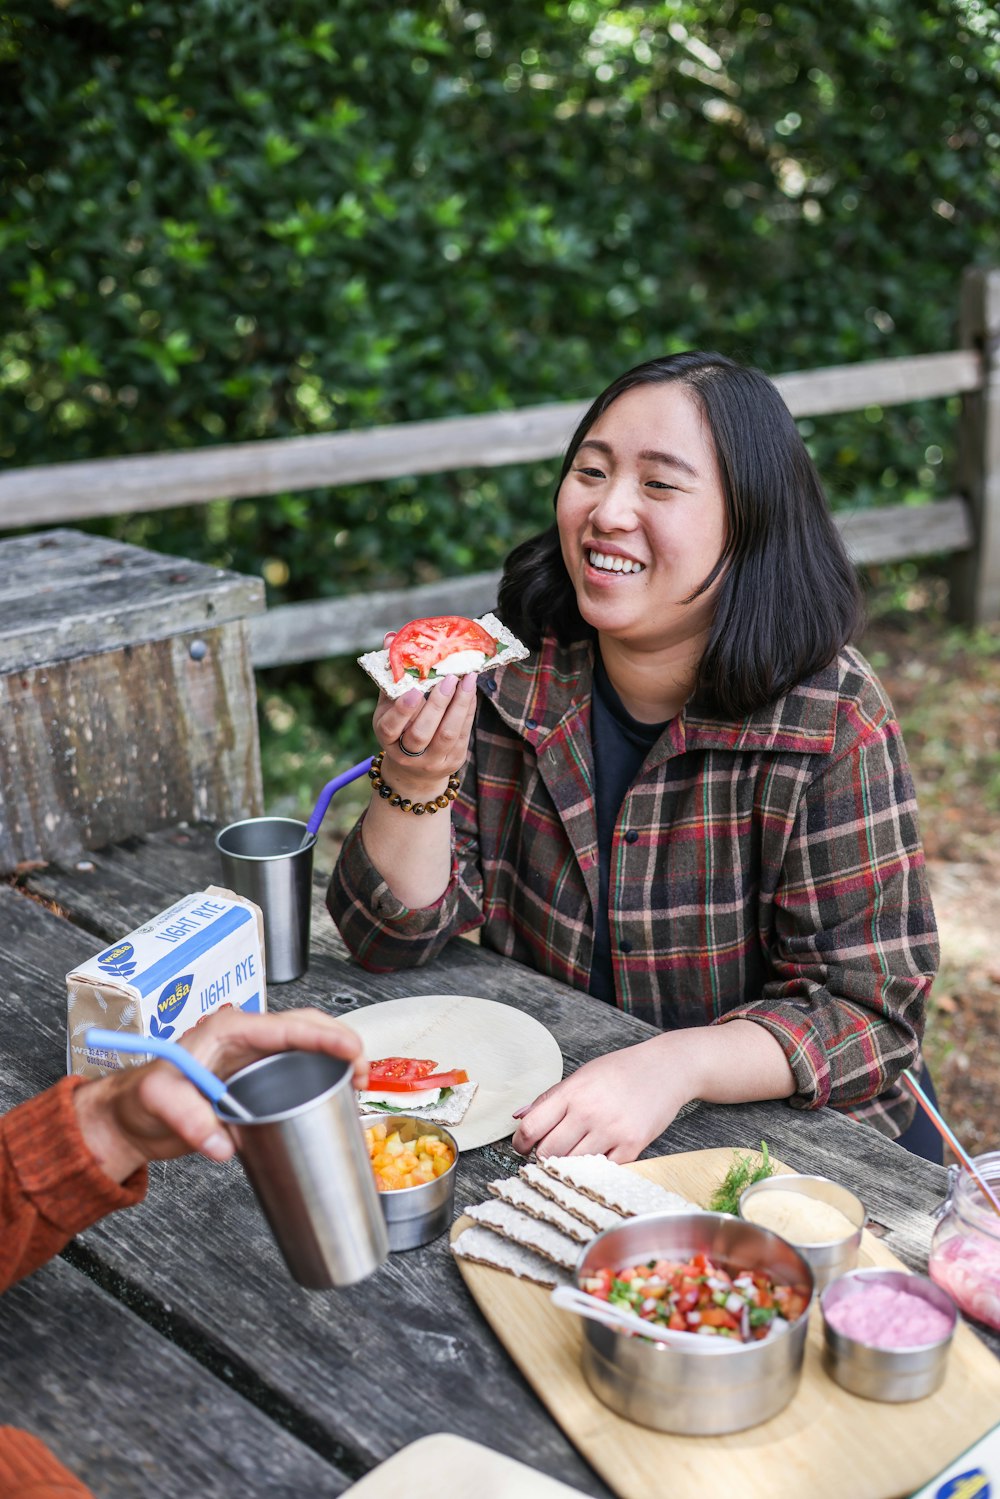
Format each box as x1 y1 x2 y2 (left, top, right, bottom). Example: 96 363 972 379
344 1432 586 1497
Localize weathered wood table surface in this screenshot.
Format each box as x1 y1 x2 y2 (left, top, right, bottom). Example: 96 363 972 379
2 823 997 1498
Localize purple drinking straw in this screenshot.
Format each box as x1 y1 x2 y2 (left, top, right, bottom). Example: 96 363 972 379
302 757 374 843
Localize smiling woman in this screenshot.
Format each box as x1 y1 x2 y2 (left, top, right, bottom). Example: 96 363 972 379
328 351 940 1170
554 380 728 723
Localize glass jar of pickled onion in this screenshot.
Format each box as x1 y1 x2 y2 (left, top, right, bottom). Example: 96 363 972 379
928 1150 1000 1332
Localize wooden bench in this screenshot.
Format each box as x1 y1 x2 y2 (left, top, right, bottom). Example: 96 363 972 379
0 528 264 875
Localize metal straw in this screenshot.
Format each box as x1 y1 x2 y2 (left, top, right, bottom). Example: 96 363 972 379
297 757 374 850
84 1027 254 1121
901 1068 1000 1220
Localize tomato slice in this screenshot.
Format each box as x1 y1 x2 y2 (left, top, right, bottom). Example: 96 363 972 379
388 615 498 684
367 1057 437 1084
365 1068 470 1093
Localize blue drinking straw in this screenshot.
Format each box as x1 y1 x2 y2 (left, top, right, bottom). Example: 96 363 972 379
84 1028 254 1122
302 757 374 842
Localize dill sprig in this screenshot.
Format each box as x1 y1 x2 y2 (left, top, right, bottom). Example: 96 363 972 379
709 1140 774 1216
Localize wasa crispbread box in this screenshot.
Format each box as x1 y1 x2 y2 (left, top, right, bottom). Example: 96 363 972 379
66 885 266 1079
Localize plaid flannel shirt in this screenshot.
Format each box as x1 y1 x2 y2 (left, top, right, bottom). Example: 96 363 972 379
329 636 938 1137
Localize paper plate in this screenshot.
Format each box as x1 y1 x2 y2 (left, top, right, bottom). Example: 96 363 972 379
339 993 564 1151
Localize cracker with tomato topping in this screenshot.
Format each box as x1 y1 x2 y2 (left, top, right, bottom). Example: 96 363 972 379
357 611 529 700
356 1055 479 1126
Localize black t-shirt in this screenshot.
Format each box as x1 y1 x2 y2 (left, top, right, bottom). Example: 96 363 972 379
588 649 669 1004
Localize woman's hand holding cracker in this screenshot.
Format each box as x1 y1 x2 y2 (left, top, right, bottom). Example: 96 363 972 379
361 633 478 910
373 632 478 794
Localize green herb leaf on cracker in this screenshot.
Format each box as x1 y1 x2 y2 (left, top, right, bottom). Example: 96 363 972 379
709 1140 775 1216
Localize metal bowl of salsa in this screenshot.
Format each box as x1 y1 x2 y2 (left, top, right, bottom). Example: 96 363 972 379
575 1211 814 1435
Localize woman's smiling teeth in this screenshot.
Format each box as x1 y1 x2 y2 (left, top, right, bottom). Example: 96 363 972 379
587 549 645 574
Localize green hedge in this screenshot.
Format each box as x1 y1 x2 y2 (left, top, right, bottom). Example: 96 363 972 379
2 1 998 802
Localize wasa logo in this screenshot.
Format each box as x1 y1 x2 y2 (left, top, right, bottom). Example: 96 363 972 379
937 1472 990 1499
149 973 193 1040
96 941 137 979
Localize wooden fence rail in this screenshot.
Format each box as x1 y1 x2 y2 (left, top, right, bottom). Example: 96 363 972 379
2 266 998 658
248 498 977 668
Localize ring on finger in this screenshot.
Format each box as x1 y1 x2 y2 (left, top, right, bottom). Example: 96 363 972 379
396 734 427 758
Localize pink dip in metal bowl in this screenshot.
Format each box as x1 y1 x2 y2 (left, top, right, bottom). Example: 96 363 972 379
823 1281 953 1348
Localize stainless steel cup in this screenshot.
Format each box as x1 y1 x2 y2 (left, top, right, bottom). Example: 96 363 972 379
216 816 314 983
218 1051 389 1289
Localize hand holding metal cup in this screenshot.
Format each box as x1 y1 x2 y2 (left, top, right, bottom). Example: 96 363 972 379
218 1049 389 1289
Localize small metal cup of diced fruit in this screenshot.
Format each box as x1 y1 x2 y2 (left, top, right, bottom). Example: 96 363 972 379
360 1114 458 1251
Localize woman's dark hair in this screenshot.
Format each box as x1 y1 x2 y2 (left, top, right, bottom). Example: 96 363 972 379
497 350 864 718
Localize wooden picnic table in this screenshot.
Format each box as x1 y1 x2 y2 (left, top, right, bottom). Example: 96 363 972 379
2 821 997 1498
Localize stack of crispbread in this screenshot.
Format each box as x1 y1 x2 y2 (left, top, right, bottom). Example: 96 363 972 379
451 1154 697 1289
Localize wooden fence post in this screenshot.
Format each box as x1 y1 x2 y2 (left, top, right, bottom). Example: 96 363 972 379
949 266 1000 624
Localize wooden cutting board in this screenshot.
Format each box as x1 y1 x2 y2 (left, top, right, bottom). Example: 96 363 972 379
345 1433 587 1497
452 1148 1000 1499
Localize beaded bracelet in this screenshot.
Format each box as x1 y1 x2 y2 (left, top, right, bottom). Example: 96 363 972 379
368 750 461 815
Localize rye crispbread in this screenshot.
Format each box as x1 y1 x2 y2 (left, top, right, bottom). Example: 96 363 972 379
487 1176 593 1243
535 1154 697 1218
453 1155 695 1292
520 1162 626 1233
463 1200 581 1271
450 1224 571 1289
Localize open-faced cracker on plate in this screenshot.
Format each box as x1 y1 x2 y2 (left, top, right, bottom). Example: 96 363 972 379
356 1079 478 1128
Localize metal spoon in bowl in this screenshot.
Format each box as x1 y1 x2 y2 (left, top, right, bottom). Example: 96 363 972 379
550 1285 744 1353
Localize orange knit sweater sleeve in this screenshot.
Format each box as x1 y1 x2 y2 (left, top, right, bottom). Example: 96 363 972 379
0 1427 95 1498
0 1074 147 1293
0 1076 150 1498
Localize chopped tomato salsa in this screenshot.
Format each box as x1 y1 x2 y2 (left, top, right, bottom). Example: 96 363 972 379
581 1251 809 1342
